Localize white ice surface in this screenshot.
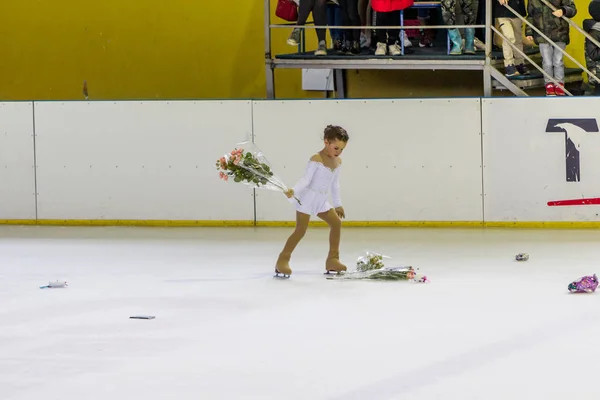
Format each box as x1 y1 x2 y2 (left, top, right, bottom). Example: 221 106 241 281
2 226 600 400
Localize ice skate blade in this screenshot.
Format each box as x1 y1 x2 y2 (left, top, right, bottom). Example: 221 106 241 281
273 272 290 279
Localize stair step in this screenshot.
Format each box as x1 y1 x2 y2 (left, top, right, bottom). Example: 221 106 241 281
493 68 583 90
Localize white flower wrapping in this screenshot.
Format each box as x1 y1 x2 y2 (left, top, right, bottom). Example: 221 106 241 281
336 252 429 282
216 140 301 204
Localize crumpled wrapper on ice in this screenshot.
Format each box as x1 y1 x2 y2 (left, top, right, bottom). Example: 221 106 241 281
568 274 598 293
40 280 68 289
354 252 429 282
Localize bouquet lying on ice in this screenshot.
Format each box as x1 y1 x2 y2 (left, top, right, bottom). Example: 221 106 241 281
329 252 429 282
216 141 301 204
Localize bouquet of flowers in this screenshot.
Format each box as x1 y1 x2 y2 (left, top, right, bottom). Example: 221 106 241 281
356 252 389 272
328 251 429 282
216 141 301 204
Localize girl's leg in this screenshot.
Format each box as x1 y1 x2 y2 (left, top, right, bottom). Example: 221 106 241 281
375 10 389 55
346 0 361 42
338 0 361 53
317 208 347 273
298 0 316 25
288 0 316 46
313 0 329 54
327 4 340 50
358 0 369 26
375 11 400 55
276 211 311 275
386 10 401 44
333 4 344 49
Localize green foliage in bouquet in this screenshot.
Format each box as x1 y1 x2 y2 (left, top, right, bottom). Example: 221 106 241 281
366 268 417 281
356 252 386 272
216 148 274 187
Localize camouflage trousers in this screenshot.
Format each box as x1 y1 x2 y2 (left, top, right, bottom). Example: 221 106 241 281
586 56 600 86
441 0 479 26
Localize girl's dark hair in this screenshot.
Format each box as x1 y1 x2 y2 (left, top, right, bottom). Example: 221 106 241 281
323 125 349 142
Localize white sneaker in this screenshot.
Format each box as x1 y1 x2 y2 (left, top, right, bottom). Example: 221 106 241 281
474 37 485 51
389 42 401 56
314 40 327 56
403 31 412 47
375 42 387 55
360 32 369 48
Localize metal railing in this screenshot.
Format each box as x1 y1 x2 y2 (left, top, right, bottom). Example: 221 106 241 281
265 0 490 54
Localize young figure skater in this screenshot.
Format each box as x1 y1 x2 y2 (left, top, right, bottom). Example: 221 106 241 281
275 125 350 277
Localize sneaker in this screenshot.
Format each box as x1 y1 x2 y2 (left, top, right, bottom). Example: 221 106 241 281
554 82 566 96
419 31 433 48
332 39 343 51
389 41 401 56
545 83 556 96
375 42 387 56
314 40 327 56
505 65 519 77
403 31 412 47
516 63 530 75
360 32 369 48
287 28 301 46
351 40 360 55
474 37 485 51
342 39 353 54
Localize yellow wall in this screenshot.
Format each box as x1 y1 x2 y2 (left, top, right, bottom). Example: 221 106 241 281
0 0 317 100
0 0 591 101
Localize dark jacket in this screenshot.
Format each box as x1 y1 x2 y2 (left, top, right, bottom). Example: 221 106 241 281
493 0 527 20
584 20 600 62
525 0 577 45
584 19 600 84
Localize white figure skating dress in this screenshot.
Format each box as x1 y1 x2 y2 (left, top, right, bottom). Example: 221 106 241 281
288 159 342 216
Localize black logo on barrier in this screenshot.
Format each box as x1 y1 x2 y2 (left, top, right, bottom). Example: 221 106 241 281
546 119 599 182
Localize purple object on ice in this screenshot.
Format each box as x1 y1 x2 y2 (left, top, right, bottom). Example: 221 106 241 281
568 274 598 293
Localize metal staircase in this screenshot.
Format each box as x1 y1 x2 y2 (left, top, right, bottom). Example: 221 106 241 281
490 49 584 95
488 0 600 97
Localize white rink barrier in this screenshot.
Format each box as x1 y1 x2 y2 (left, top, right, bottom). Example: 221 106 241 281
482 97 600 224
0 102 36 220
2 98 600 227
32 101 255 222
252 99 483 222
